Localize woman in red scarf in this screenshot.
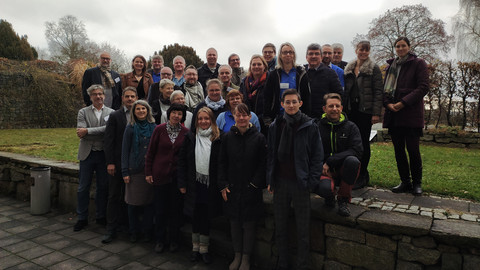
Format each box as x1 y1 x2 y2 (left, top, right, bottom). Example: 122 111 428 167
240 55 268 118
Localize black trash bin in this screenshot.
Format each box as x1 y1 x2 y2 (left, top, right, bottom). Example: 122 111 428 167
30 166 51 215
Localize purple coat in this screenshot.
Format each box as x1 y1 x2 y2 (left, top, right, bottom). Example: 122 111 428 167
383 53 429 129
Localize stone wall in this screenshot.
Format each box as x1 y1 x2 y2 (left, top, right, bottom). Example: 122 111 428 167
1 151 479 269
376 129 480 148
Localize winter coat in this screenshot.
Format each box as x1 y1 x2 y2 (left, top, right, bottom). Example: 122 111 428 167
218 125 266 222
197 63 220 90
239 74 267 117
304 63 343 117
177 132 223 218
263 66 311 123
344 58 384 116
266 115 323 191
121 72 154 100
383 53 429 128
317 113 363 169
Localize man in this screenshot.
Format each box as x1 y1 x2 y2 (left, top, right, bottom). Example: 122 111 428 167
316 93 362 217
197 48 220 89
148 55 164 83
228 53 246 85
262 43 277 72
305 43 343 118
172 55 186 87
218 65 239 98
182 65 204 111
81 52 122 109
267 89 323 270
74 84 114 231
102 87 138 243
322 44 345 88
147 66 179 105
332 43 348 70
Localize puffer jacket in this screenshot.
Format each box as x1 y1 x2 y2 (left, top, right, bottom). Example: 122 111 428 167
344 58 384 116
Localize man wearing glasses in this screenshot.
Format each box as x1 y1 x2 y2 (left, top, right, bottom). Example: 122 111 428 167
82 52 122 109
262 43 277 72
147 67 181 105
228 53 246 86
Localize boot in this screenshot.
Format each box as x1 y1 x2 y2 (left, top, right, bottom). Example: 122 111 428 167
392 180 413 193
337 197 351 217
199 234 212 264
229 252 242 270
239 254 250 270
412 180 422 196
190 233 200 262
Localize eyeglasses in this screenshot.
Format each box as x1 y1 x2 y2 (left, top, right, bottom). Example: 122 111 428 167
307 52 321 56
230 58 240 62
263 50 275 54
281 51 294 55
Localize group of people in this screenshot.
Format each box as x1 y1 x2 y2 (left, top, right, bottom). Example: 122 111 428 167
75 36 429 270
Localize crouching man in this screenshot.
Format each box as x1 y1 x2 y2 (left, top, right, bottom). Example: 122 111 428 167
316 93 362 216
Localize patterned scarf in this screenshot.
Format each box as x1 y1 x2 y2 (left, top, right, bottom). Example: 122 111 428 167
97 64 115 88
166 121 182 143
384 54 409 98
205 96 226 111
245 72 267 100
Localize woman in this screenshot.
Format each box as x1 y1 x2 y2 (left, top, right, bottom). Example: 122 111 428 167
191 79 227 130
121 55 154 100
240 54 268 118
343 40 384 189
383 36 429 195
145 103 189 253
177 107 223 264
216 89 261 133
263 42 310 125
219 103 266 270
121 100 156 242
151 79 175 124
160 90 193 128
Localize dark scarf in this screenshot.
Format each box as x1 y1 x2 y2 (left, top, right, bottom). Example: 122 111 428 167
277 111 310 162
132 120 156 167
97 64 115 88
166 121 182 143
159 94 171 105
245 72 267 100
384 54 409 98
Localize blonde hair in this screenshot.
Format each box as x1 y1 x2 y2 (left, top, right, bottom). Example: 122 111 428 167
196 107 220 141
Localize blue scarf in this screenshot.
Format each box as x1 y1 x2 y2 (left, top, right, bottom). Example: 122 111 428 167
133 120 156 167
205 96 226 111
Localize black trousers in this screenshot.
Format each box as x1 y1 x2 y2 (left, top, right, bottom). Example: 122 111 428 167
153 182 183 244
390 128 422 183
106 171 128 232
348 110 372 179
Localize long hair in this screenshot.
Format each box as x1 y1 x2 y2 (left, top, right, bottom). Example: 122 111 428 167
277 42 297 70
196 107 220 141
130 100 155 124
246 54 268 77
131 55 147 74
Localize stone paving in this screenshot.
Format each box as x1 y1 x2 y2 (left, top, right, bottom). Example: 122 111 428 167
0 196 229 270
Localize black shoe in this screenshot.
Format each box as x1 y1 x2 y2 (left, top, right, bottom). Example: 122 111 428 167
391 182 413 193
169 242 179 252
129 233 138 243
190 251 201 262
73 220 88 231
201 252 212 264
337 200 351 217
101 232 116 244
96 218 107 226
412 183 422 196
155 243 164 253
325 196 336 208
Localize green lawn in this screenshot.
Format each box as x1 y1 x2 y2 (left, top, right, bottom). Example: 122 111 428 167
0 128 479 201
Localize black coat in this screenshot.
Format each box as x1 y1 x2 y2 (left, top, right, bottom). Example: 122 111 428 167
197 63 220 90
177 132 223 218
218 126 266 222
304 63 343 117
81 66 121 109
104 108 127 173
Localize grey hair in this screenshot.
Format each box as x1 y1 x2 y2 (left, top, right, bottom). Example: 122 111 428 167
170 90 184 103
122 86 137 97
159 79 175 89
219 64 232 73
151 54 164 62
332 43 344 52
87 84 104 96
206 78 223 90
130 100 155 124
172 55 185 65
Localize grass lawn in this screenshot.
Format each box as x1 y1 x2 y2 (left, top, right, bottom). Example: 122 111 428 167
0 128 479 201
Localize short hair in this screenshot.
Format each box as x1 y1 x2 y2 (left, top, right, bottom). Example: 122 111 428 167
323 93 342 103
185 65 197 73
206 47 217 56
159 78 175 89
394 36 410 47
167 103 187 123
131 55 147 73
170 90 184 103
228 53 239 63
87 84 104 96
219 64 232 74
322 44 333 50
225 89 244 109
246 54 268 77
151 54 164 62
277 42 297 70
332 43 344 52
356 40 371 52
234 103 250 116
196 107 220 141
306 43 322 55
281 89 301 102
262 43 276 53
206 78 223 90
122 86 138 97
130 100 155 124
172 55 185 65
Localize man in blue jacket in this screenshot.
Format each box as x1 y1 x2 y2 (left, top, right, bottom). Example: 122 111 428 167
267 89 323 270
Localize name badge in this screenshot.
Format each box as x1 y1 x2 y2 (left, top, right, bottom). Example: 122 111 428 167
280 83 289 89
104 115 110 122
114 77 120 83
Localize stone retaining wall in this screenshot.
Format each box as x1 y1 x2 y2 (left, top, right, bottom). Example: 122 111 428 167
1 151 479 269
376 129 480 148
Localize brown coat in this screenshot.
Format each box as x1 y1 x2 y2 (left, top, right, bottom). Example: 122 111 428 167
121 72 153 100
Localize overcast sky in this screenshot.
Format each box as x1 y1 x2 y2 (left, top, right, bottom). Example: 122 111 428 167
2 0 459 68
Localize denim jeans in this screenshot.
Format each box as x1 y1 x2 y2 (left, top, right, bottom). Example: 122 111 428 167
76 151 109 220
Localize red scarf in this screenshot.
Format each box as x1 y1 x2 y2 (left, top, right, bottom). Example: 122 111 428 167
245 72 267 100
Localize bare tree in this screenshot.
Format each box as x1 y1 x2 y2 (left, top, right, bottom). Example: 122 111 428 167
45 15 89 63
444 61 459 126
457 62 480 129
453 0 480 61
354 4 454 63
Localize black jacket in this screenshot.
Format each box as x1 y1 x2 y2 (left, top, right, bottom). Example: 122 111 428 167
197 63 220 90
177 132 223 218
218 126 266 221
82 66 121 109
266 115 323 191
104 107 127 173
317 113 363 169
147 82 182 105
263 66 311 123
304 63 343 117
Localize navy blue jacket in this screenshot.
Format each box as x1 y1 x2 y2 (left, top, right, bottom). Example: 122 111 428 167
81 66 122 109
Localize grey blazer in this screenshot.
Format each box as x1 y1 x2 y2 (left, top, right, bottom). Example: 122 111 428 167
77 105 114 161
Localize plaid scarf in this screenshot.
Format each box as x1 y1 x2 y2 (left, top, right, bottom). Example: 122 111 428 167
97 64 115 88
